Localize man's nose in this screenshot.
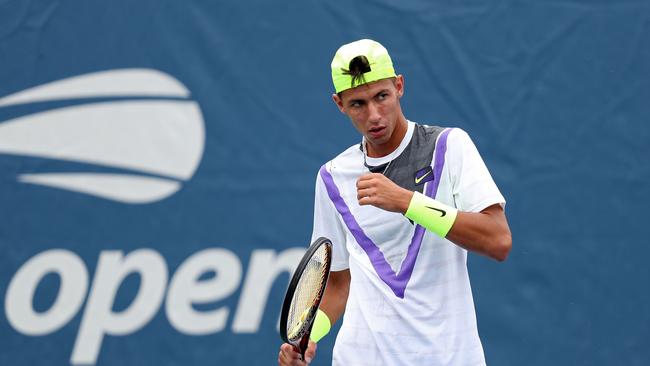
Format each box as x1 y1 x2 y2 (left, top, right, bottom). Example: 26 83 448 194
367 101 381 123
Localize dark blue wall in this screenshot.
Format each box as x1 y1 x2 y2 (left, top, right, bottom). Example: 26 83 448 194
1 1 648 365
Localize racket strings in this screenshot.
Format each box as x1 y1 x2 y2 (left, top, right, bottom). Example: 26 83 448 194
286 246 329 340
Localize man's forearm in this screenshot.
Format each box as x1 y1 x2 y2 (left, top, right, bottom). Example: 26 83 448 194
445 204 512 261
318 269 350 324
403 190 511 261
355 173 512 261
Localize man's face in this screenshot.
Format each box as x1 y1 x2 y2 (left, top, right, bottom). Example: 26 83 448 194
333 76 405 150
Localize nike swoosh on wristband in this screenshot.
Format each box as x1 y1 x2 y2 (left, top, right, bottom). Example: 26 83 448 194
425 206 446 217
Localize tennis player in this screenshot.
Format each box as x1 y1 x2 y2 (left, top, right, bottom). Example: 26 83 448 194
279 39 512 366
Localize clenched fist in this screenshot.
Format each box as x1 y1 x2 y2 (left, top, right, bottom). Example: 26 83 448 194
356 173 413 213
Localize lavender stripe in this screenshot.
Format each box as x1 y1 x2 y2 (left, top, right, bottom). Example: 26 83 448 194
428 128 452 198
319 165 399 290
390 128 452 296
318 128 452 298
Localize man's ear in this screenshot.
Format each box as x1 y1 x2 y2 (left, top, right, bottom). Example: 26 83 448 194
332 93 346 113
395 75 405 98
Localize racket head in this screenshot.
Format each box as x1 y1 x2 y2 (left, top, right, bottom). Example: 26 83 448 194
279 237 332 355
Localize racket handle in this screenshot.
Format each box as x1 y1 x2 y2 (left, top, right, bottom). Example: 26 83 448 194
298 331 311 359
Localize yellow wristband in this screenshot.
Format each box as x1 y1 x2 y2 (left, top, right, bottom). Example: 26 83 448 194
309 309 331 343
405 191 458 237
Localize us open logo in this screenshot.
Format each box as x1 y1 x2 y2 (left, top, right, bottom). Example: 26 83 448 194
0 68 205 203
1 71 305 365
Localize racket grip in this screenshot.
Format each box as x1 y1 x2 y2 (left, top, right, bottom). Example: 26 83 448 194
298 331 311 359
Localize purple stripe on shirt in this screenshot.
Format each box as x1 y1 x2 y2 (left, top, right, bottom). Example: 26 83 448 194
319 165 401 292
319 128 452 298
429 128 451 197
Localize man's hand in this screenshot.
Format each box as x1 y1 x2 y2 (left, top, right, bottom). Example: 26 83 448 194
278 341 317 366
356 173 413 213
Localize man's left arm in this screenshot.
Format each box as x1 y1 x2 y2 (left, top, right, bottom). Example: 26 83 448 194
357 173 511 261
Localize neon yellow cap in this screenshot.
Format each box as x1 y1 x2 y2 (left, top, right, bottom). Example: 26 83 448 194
331 39 396 93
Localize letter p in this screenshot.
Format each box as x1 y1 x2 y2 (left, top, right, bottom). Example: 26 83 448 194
70 249 167 365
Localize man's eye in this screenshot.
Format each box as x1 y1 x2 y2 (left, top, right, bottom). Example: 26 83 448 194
378 93 388 100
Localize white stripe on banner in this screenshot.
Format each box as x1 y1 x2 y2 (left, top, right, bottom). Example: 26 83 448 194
0 100 205 180
0 69 190 107
18 173 181 204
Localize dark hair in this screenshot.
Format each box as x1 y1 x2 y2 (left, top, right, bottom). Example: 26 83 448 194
341 55 372 89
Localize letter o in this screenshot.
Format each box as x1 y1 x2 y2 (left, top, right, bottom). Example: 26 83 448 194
5 249 89 335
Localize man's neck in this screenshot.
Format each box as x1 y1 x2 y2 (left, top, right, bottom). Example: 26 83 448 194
366 117 409 158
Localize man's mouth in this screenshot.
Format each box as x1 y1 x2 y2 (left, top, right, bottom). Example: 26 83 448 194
368 126 386 138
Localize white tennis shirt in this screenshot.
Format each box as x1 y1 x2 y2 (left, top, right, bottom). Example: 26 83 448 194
311 121 505 365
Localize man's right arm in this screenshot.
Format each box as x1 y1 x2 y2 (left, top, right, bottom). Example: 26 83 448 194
279 170 351 366
278 270 350 366
319 269 350 325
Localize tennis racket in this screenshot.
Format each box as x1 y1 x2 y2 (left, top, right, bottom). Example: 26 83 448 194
280 237 332 360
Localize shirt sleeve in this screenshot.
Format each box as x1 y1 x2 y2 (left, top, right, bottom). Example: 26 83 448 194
311 170 350 271
447 129 506 213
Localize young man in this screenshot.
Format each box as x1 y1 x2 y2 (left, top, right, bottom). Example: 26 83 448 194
279 39 512 366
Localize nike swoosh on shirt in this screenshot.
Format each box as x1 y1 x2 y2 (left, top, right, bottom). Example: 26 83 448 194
425 206 446 217
415 170 431 184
